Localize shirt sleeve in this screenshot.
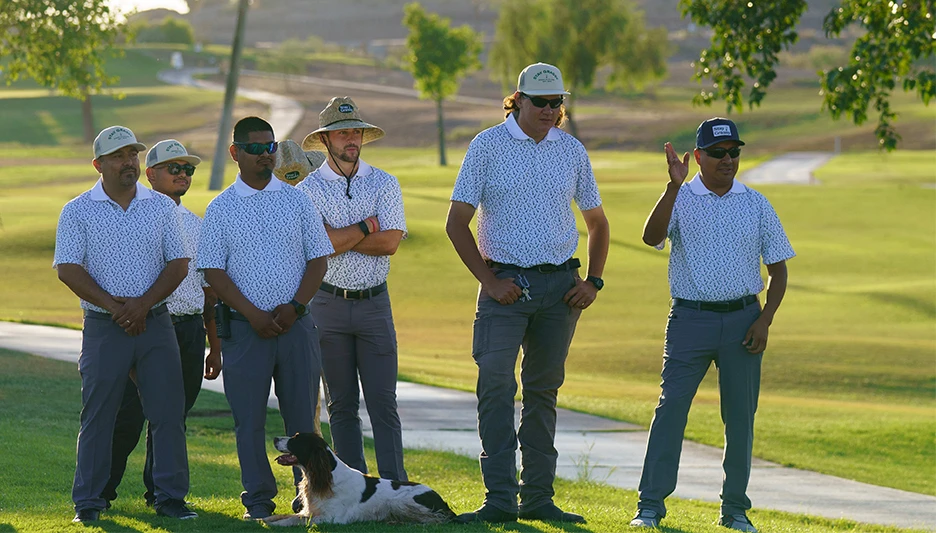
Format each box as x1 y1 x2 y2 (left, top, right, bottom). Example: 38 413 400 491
451 135 486 207
162 204 189 263
52 201 85 269
377 174 407 237
573 144 602 211
197 201 226 270
300 193 335 260
759 195 796 264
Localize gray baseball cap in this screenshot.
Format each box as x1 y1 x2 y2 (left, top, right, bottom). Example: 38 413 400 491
145 139 201 168
93 126 146 159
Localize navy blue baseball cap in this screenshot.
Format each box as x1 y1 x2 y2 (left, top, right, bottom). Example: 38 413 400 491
695 117 745 149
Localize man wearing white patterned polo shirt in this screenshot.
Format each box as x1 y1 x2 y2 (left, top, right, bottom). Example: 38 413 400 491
103 139 223 509
629 118 794 533
198 116 333 521
54 126 195 522
298 96 408 482
446 63 609 524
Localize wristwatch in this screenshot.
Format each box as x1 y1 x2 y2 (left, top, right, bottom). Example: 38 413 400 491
289 299 307 316
586 275 604 291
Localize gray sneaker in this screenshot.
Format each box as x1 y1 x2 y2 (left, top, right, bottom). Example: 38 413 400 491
720 513 758 532
629 509 661 528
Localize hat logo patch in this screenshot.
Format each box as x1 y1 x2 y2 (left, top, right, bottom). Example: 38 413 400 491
712 125 732 137
166 141 185 154
532 69 559 83
285 171 300 180
107 128 133 140
338 104 354 113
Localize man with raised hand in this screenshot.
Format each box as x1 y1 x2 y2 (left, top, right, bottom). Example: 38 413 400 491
197 116 333 521
629 118 794 532
54 126 195 522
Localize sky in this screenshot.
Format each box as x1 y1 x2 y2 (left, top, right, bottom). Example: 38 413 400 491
108 0 190 17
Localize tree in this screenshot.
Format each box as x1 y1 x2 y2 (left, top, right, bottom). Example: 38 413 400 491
0 0 125 142
402 2 483 166
488 0 668 137
681 0 936 151
131 16 195 45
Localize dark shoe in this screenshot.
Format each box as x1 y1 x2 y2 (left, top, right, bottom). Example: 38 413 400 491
72 509 101 523
519 502 586 523
243 504 273 520
454 505 518 524
291 494 303 513
720 513 758 532
630 509 661 528
155 499 197 519
144 491 156 508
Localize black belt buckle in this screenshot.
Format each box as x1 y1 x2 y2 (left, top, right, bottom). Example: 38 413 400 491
342 288 364 300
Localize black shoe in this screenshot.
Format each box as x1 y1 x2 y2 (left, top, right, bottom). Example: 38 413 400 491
454 505 518 524
519 502 586 523
144 491 156 508
72 509 101 523
291 494 303 513
155 499 197 519
243 504 273 520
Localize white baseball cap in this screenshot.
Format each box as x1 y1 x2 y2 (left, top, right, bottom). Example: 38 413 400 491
517 62 571 96
145 139 202 168
93 126 146 159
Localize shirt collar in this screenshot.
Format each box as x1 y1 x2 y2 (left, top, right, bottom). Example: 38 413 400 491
233 173 283 197
89 178 153 202
317 159 373 181
688 173 748 196
504 113 562 142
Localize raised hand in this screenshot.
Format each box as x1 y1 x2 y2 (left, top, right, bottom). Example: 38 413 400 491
664 142 690 186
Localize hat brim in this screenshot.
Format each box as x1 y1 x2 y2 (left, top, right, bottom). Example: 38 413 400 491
697 139 746 149
301 119 385 152
153 155 202 167
520 89 571 96
97 142 147 159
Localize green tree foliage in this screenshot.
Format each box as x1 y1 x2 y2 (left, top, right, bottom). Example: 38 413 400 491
489 0 668 137
402 2 483 166
682 0 936 150
131 16 195 45
0 0 125 142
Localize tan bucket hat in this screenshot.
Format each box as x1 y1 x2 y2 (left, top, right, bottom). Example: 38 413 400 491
273 140 316 185
301 96 385 152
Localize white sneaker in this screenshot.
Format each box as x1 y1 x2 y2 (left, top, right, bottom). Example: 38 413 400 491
629 509 661 528
720 513 758 532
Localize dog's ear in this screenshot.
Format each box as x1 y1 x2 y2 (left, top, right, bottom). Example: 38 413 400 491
303 441 335 497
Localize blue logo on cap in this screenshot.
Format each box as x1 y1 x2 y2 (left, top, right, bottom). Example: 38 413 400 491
338 104 353 113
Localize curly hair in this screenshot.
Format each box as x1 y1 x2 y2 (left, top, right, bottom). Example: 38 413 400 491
503 93 566 128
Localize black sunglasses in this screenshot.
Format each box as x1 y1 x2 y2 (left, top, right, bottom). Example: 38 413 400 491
156 162 196 177
233 141 279 155
702 146 742 159
522 93 564 109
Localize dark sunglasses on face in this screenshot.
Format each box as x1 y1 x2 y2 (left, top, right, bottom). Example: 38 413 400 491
233 141 279 155
702 146 742 159
157 162 196 177
522 93 564 109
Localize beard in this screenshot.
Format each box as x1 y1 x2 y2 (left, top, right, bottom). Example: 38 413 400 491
257 167 273 181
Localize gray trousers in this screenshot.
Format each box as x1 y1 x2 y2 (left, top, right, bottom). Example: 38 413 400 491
222 314 321 512
472 267 581 513
637 301 762 518
73 306 189 511
311 288 406 481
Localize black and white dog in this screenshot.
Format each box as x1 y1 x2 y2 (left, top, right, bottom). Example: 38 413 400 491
263 432 456 526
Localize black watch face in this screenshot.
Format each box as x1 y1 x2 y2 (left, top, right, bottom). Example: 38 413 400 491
589 277 604 290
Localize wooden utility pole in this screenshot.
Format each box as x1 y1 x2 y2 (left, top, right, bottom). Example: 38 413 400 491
208 0 249 190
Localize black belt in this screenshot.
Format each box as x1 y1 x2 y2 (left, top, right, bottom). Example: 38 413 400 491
486 257 581 273
83 303 169 320
171 313 201 325
320 281 387 300
673 295 758 313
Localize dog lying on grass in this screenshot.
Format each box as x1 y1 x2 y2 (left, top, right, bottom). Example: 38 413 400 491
262 432 456 526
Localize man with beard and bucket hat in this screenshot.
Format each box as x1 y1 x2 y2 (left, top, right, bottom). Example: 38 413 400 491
197 116 334 520
102 139 222 512
54 126 195 522
446 63 609 524
297 96 409 483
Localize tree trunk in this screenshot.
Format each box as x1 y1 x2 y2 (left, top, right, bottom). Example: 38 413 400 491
436 97 447 167
208 0 250 190
81 92 95 143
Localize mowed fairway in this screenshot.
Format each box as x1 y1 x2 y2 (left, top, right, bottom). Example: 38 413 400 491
1 143 933 499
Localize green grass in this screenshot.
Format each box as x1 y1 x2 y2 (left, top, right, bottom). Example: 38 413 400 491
0 348 925 533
